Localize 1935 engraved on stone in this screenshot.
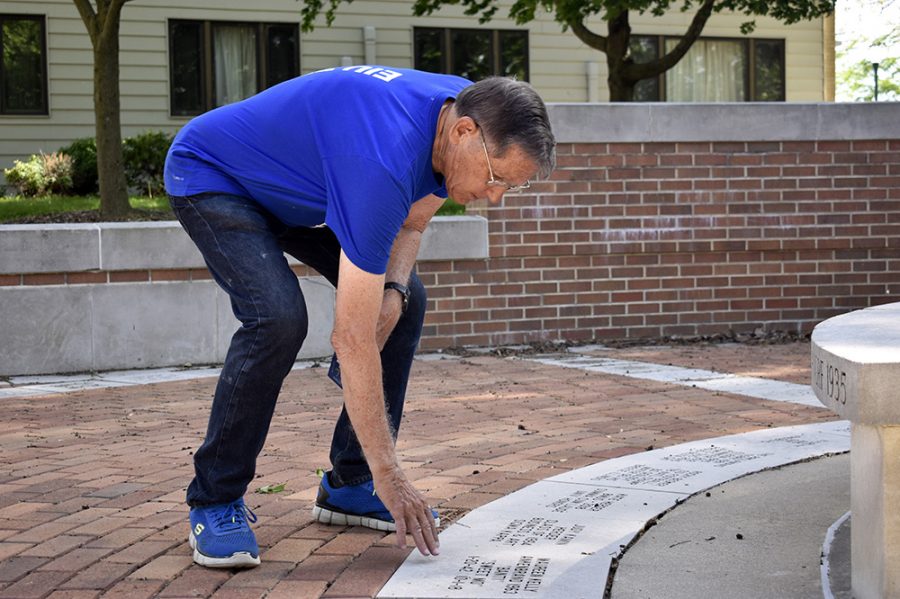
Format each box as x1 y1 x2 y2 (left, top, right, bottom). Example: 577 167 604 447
812 353 848 405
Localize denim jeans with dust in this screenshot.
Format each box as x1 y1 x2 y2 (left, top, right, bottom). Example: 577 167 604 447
169 192 426 506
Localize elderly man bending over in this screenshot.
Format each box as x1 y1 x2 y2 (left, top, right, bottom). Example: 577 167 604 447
164 65 556 568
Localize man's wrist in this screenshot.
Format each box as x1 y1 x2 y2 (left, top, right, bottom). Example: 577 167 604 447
384 282 410 313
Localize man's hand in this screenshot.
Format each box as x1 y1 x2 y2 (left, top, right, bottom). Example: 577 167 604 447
373 466 440 556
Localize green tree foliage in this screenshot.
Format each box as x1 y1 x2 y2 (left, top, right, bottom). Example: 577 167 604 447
299 0 835 100
837 31 899 101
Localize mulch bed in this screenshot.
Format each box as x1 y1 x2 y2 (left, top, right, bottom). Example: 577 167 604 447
4 209 174 224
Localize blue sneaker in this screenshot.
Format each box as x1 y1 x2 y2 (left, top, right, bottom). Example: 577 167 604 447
188 498 260 568
312 471 439 532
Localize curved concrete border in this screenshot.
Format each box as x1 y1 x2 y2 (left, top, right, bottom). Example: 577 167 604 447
822 510 852 599
378 421 849 599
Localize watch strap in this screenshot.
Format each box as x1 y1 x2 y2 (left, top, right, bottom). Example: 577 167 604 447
384 281 410 313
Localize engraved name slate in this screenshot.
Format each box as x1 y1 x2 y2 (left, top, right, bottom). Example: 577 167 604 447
593 465 703 488
662 446 771 467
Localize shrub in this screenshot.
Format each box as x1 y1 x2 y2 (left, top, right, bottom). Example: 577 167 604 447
59 137 98 195
4 152 73 197
3 156 44 196
123 130 173 197
41 152 74 194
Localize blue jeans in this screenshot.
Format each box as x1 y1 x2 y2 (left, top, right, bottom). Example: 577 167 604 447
169 193 427 506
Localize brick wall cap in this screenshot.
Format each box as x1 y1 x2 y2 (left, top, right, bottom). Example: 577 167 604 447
548 103 900 143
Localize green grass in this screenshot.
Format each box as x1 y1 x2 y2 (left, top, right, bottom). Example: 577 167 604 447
0 194 465 223
0 195 171 223
436 197 466 216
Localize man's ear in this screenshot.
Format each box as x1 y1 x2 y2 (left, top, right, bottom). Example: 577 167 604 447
449 115 477 145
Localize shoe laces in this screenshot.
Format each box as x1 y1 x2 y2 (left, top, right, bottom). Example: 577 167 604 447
211 499 257 533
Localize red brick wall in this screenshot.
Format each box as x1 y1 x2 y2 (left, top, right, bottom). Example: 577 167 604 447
418 139 900 349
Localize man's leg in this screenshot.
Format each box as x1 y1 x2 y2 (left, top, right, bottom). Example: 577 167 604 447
170 193 308 568
277 227 427 486
171 193 308 506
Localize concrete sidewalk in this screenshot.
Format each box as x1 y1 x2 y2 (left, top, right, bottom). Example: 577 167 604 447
0 342 836 598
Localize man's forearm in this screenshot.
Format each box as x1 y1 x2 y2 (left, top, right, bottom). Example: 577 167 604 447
335 338 399 474
384 224 423 285
376 225 425 350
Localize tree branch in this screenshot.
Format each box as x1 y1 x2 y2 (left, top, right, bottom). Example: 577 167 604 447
101 0 129 41
71 0 99 41
637 0 716 77
569 17 607 53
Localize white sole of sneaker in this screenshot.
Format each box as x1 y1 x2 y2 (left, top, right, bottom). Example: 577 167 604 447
312 505 440 532
189 532 260 568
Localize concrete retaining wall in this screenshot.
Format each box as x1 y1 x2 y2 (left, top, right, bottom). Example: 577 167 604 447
0 217 488 376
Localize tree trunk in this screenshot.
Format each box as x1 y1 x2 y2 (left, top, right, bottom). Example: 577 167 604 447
94 32 130 218
606 11 636 102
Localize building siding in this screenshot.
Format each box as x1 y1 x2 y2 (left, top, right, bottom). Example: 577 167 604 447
0 0 825 175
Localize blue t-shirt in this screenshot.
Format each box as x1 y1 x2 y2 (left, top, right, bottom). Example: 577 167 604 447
164 66 471 274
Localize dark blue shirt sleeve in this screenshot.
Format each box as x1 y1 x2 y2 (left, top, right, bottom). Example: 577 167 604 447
322 155 411 275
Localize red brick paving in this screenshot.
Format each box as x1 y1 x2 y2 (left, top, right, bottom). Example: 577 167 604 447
0 342 834 598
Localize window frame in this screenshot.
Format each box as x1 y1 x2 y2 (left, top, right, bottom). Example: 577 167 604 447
631 35 786 102
167 19 300 118
413 26 530 81
0 13 49 116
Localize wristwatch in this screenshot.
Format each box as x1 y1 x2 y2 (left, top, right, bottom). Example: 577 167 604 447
384 282 410 314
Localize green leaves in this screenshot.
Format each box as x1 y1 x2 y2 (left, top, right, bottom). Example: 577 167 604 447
296 0 836 101
255 483 287 494
303 0 835 32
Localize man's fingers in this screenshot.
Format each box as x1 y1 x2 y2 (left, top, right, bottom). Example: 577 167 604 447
407 511 437 556
404 504 439 556
419 506 441 555
425 506 440 551
395 518 408 549
418 506 440 555
409 519 429 556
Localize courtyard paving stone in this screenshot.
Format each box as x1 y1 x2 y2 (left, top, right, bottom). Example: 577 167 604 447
0 342 833 597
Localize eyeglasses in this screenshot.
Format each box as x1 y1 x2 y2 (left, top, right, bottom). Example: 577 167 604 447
479 128 531 193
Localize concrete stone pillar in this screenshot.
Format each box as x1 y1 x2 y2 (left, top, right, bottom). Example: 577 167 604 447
812 302 900 599
851 424 900 598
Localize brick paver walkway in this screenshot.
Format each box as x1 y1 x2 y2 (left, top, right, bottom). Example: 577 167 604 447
0 342 834 598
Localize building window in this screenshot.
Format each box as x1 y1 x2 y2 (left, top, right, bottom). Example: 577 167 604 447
169 20 299 117
414 27 529 81
0 14 48 115
631 35 785 102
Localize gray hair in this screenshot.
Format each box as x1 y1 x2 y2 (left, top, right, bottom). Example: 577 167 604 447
454 77 556 180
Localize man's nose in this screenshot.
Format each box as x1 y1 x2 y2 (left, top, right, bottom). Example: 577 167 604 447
487 186 505 204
